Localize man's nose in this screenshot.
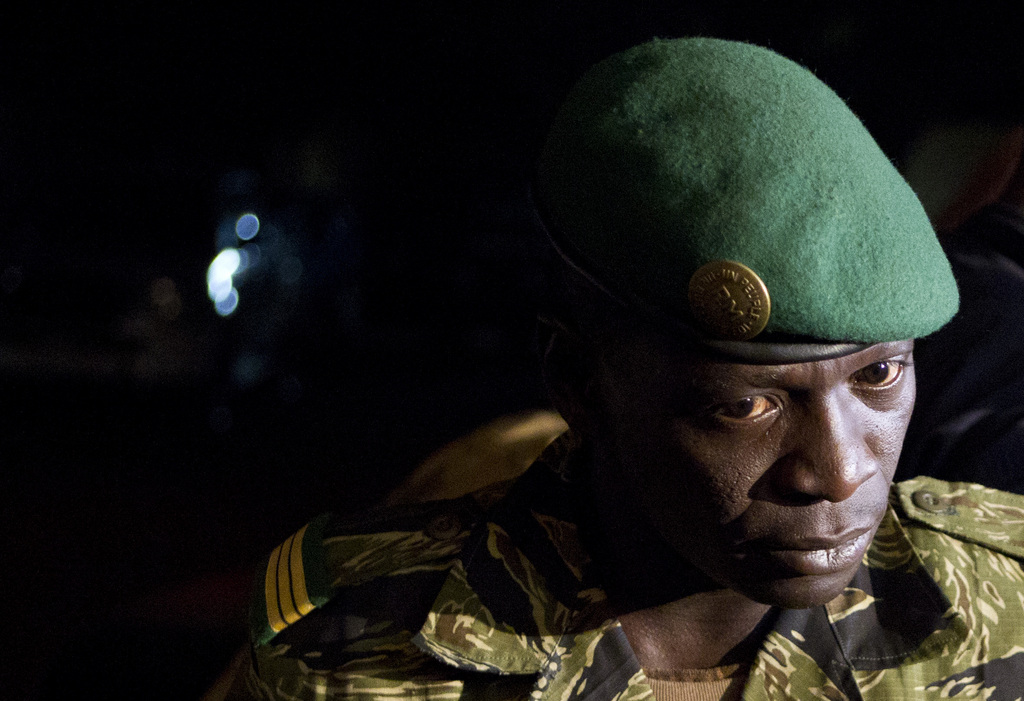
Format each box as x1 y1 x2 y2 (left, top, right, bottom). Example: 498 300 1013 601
773 393 877 503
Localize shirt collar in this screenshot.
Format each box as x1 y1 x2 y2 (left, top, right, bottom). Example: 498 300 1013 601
412 435 608 677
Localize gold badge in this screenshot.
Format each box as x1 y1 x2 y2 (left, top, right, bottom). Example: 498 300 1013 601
688 260 771 340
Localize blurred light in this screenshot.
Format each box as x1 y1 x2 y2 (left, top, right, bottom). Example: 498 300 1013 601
231 353 266 388
242 243 261 268
215 288 239 316
235 213 260 241
207 248 241 303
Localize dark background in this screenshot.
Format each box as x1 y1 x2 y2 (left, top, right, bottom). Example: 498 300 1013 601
2 4 1023 699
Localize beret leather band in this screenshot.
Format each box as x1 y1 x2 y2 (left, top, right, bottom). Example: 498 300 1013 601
541 210 870 365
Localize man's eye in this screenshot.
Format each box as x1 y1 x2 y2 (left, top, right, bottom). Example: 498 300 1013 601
714 396 775 421
852 361 903 387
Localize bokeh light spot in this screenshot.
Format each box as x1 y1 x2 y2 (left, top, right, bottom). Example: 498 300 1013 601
214 287 239 316
207 248 241 303
235 213 260 241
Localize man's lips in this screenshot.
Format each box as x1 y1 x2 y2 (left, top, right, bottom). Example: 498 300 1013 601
733 527 874 577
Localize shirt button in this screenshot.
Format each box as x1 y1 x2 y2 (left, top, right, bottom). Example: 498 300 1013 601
912 489 957 515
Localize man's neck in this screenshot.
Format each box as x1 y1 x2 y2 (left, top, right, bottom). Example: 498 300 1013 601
617 591 774 671
577 460 774 671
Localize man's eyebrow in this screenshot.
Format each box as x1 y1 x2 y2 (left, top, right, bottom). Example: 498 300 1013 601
875 341 915 357
688 365 786 393
743 367 787 386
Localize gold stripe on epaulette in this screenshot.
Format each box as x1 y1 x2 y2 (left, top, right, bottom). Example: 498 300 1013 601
264 543 287 633
264 523 315 633
277 531 301 624
290 524 316 616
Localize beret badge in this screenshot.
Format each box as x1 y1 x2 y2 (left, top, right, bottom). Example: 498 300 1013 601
688 260 771 341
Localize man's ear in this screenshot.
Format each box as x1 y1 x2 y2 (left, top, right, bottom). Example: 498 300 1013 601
539 317 598 433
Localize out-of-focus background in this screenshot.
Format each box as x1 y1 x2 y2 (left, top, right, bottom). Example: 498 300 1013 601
2 4 1023 699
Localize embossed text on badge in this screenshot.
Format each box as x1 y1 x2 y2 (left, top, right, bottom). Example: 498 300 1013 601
687 260 771 340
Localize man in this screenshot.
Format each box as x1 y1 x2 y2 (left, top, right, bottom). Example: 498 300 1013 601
224 38 1024 700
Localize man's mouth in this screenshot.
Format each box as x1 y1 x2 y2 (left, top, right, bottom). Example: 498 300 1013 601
736 527 874 577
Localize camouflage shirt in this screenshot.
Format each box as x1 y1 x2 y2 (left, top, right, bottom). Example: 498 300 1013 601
230 437 1024 700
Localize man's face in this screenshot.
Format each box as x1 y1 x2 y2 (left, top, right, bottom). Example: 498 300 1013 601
582 332 916 609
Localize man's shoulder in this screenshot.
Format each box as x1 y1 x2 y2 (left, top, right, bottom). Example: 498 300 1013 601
891 476 1024 561
250 480 514 648
876 477 1024 698
323 489 494 584
235 483 520 700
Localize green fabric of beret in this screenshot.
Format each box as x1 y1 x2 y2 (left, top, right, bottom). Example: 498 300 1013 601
536 37 958 343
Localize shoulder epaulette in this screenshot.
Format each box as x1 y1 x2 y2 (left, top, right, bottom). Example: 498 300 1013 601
250 513 333 646
893 476 1024 560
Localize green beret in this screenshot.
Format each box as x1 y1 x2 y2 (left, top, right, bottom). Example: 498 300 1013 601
536 37 958 348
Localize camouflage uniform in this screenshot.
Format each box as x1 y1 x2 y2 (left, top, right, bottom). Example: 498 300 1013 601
229 435 1024 700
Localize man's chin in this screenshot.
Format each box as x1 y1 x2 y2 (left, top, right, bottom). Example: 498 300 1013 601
737 568 860 610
